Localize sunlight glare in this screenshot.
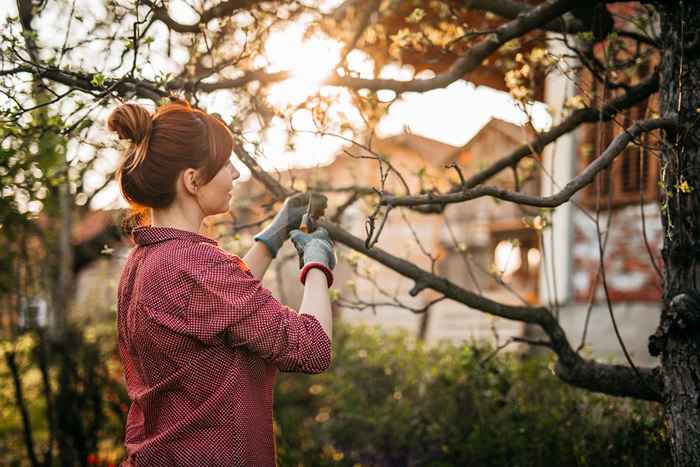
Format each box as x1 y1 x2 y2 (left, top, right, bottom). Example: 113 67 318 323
168 0 199 25
494 240 522 277
346 50 375 78
265 22 343 107
242 116 343 171
376 80 553 147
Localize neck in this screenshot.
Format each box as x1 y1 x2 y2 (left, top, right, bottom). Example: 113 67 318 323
150 205 204 234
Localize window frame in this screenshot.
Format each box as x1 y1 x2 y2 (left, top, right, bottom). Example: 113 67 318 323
578 99 660 210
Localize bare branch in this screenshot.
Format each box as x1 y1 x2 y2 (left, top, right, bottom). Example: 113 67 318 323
457 73 659 190
168 70 291 93
554 359 661 401
143 0 261 34
330 192 360 223
460 0 589 34
381 117 677 208
229 136 663 401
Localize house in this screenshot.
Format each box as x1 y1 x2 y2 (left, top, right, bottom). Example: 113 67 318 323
535 5 662 367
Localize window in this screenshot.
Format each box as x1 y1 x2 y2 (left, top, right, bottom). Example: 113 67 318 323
438 224 539 305
579 100 660 209
489 228 540 303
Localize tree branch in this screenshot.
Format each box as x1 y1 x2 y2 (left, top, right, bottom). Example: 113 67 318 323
143 0 262 34
150 0 580 94
7 0 631 108
167 70 291 93
381 117 677 208
460 0 589 34
458 72 660 190
228 136 663 402
554 359 661 400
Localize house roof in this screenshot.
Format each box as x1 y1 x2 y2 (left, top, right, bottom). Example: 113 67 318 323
71 208 122 245
443 118 532 166
376 133 460 162
235 120 530 190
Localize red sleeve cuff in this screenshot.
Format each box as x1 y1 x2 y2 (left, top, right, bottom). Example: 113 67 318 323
299 262 334 288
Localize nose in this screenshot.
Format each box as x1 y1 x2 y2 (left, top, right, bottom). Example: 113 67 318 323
228 161 240 180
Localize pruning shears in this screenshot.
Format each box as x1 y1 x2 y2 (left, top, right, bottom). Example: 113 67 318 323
298 193 325 267
299 195 316 233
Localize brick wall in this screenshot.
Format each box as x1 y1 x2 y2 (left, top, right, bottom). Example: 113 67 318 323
572 203 663 303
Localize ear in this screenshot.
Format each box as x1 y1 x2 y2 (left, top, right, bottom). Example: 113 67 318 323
182 167 199 196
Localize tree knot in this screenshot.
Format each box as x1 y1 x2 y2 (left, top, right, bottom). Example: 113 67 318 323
649 291 700 356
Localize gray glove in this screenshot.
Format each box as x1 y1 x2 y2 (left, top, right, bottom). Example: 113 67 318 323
290 227 336 286
254 192 328 258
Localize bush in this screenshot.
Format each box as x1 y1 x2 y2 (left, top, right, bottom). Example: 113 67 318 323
274 323 669 467
1 322 669 466
0 325 128 467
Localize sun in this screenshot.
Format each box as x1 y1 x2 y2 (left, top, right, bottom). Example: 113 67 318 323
264 22 343 107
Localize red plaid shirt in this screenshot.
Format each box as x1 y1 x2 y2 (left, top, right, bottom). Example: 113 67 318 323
117 226 331 466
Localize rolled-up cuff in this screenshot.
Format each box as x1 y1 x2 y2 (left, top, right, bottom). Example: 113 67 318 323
254 236 278 258
299 262 334 288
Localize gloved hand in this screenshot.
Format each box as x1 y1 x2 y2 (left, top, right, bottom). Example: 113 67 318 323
254 192 328 258
290 227 336 287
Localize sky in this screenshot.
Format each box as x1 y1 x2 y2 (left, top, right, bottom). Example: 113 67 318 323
1 1 552 211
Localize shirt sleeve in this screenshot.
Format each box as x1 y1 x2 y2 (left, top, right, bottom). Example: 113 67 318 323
184 249 331 374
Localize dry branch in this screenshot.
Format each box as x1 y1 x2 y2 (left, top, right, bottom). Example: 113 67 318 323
381 117 677 208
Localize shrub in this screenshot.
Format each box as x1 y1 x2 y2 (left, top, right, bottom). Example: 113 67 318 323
274 323 669 467
1 321 669 466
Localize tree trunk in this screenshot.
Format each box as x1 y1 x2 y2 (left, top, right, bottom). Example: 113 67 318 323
652 1 700 465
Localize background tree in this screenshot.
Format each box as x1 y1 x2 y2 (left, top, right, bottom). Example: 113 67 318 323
1 0 698 465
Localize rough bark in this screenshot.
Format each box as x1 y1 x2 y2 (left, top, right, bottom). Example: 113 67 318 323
651 1 700 465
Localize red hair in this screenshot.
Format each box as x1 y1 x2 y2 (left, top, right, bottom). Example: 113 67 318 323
106 98 234 235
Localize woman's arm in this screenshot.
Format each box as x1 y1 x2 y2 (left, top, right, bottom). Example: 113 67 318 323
242 240 273 280
186 246 331 373
299 269 332 340
243 243 332 340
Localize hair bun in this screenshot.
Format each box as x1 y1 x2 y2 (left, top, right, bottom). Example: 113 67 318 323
106 102 153 145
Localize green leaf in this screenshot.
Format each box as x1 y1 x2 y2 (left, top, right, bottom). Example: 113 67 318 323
329 288 341 302
576 31 594 43
406 8 425 24
90 73 105 87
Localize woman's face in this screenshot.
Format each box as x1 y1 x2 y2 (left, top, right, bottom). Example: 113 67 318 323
196 160 240 216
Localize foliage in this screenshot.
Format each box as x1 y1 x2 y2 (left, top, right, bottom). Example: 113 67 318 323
0 324 128 467
0 321 669 466
274 323 669 467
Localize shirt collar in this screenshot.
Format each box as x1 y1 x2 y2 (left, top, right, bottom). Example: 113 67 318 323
132 225 218 246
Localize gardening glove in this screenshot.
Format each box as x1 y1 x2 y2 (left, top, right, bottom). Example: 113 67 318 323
254 192 328 258
290 227 336 287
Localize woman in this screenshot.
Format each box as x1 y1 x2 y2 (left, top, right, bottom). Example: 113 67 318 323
108 98 336 466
